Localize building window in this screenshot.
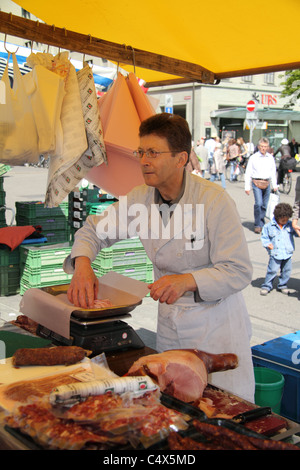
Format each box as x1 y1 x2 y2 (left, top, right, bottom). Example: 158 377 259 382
264 73 275 85
241 75 253 83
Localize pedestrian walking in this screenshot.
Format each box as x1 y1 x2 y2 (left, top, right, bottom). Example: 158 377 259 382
195 138 209 177
210 142 226 188
245 137 278 233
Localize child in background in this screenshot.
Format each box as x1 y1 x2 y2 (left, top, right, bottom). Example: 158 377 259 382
260 203 298 296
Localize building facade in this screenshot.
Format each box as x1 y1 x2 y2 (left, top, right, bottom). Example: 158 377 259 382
147 74 300 152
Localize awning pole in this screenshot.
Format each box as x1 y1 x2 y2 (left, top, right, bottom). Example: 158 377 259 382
192 83 195 141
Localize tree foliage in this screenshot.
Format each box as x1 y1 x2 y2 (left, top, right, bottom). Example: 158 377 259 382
280 70 300 108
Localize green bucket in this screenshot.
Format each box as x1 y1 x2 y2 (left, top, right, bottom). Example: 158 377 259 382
254 367 285 414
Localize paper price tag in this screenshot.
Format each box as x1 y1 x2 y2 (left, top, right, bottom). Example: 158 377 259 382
70 370 96 382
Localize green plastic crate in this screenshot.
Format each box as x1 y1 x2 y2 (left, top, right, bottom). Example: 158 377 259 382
87 188 101 202
21 265 73 286
86 201 115 215
0 191 6 206
0 165 11 176
43 229 70 244
15 201 68 219
107 238 144 250
0 212 7 224
92 247 150 269
0 246 20 267
93 263 153 283
20 243 72 269
16 215 68 231
20 278 68 295
0 265 20 296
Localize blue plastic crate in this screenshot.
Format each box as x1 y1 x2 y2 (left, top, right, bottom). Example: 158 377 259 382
252 331 300 423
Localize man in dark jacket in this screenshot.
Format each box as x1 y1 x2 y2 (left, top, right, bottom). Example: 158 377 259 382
274 138 294 185
289 138 299 158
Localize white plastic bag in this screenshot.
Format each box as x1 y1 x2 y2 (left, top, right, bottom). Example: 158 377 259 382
0 53 39 165
266 191 280 219
234 165 240 176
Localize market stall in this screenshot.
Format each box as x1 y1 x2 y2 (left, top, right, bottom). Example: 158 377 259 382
1 1 300 453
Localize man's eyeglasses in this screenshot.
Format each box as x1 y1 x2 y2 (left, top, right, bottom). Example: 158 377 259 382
133 149 181 159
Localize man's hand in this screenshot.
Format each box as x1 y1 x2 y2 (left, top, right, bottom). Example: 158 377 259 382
245 190 250 195
148 273 197 304
67 256 98 308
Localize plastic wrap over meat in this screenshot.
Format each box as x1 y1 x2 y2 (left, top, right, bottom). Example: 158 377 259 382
6 389 189 450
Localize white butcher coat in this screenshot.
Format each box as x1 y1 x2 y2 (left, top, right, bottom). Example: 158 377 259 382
64 171 255 402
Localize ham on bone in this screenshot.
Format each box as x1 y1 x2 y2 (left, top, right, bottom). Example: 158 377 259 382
126 349 238 403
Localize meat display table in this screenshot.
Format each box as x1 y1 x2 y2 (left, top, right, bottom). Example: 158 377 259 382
0 321 300 450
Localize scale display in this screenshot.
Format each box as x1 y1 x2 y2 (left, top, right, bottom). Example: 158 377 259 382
37 318 145 355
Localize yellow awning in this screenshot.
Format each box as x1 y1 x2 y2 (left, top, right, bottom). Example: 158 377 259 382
3 0 300 85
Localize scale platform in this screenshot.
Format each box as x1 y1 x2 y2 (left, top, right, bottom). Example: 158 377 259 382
36 314 145 355
33 279 148 355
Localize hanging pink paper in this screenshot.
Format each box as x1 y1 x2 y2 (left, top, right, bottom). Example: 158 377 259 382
86 73 155 197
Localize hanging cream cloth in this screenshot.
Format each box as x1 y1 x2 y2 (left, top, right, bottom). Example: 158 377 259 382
0 53 39 165
26 51 107 207
23 57 65 156
45 52 89 207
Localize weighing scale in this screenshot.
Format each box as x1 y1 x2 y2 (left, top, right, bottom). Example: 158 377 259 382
35 284 146 355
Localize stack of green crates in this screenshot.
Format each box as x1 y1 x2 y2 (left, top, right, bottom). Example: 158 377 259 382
0 246 20 295
91 238 154 284
20 243 73 295
15 201 70 244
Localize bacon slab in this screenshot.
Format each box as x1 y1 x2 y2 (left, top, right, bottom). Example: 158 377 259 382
127 349 238 403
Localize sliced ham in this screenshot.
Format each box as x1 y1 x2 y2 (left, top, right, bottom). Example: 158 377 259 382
126 349 238 403
93 299 113 309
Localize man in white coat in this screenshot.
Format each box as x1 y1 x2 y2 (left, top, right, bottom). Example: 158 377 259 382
64 113 255 402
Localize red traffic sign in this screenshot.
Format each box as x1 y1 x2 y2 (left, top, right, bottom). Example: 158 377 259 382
246 100 257 112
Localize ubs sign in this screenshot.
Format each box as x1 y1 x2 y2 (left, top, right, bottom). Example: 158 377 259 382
260 94 277 106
